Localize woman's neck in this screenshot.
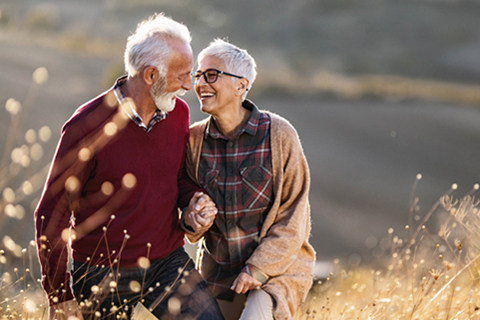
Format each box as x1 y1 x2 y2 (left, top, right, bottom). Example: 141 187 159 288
214 102 251 139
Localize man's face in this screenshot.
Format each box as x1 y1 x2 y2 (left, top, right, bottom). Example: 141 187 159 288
151 41 193 113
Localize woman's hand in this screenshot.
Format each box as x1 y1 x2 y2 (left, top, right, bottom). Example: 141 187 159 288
184 192 217 233
230 272 262 294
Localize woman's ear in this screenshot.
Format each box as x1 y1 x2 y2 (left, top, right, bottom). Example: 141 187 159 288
143 66 157 86
236 78 250 95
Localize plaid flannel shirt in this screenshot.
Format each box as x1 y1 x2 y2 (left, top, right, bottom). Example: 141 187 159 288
197 100 274 300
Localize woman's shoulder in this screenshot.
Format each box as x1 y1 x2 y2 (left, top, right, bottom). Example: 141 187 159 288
263 111 297 135
190 117 209 131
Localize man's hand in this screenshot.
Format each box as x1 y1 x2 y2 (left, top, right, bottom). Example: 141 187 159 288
230 272 262 294
184 192 217 233
49 300 83 320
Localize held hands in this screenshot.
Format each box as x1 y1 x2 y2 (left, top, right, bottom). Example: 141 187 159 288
230 272 262 294
184 192 218 234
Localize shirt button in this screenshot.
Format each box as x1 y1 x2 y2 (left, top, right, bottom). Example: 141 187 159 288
227 141 234 147
228 220 234 227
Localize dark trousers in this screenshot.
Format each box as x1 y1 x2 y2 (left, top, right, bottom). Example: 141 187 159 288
72 247 224 320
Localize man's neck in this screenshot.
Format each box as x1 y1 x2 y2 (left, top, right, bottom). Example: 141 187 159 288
121 77 157 124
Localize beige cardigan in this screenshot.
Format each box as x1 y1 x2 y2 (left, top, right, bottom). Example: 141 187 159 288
185 112 316 320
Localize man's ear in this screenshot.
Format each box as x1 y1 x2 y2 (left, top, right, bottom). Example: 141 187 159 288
143 66 157 86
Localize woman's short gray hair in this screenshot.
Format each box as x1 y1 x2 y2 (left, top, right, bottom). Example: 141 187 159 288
125 13 191 77
198 39 257 101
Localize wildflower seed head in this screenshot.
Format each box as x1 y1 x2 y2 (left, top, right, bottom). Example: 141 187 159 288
443 261 453 271
454 239 462 251
429 269 443 281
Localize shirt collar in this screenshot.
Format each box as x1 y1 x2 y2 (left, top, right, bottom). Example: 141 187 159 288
113 75 167 132
205 100 260 140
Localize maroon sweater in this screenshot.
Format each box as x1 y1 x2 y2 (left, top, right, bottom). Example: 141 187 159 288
35 89 200 303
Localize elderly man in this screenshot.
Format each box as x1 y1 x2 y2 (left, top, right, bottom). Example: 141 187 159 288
35 13 223 320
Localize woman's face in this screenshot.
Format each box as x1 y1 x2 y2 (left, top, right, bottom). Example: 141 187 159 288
194 56 239 117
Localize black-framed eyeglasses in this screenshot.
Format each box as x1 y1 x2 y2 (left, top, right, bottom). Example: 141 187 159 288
191 69 243 84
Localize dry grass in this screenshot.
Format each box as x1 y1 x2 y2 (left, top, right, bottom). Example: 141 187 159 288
295 179 480 320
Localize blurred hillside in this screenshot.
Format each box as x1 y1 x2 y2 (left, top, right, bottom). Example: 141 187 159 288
1 0 480 271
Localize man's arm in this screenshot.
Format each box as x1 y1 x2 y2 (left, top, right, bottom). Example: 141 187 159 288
35 121 93 305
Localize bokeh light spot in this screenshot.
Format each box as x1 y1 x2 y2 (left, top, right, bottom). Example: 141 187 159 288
22 180 34 195
5 98 21 115
25 129 37 144
137 257 150 269
78 148 92 162
11 148 23 163
168 297 181 315
30 143 44 160
32 67 48 85
104 122 118 136
3 187 15 203
4 204 16 218
39 126 52 142
3 236 16 252
101 181 114 196
122 173 136 189
105 91 117 107
65 176 80 193
15 205 25 219
129 280 141 293
61 229 71 243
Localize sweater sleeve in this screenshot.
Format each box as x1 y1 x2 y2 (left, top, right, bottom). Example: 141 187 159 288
176 107 204 209
183 121 209 243
35 121 94 305
246 118 312 277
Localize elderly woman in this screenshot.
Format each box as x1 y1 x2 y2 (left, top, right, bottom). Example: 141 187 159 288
183 39 315 320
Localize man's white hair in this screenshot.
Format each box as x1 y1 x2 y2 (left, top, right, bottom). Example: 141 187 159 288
124 13 191 77
198 39 257 101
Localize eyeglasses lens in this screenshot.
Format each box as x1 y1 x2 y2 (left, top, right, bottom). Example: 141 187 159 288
205 70 218 83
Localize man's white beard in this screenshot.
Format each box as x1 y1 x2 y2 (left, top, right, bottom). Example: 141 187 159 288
150 78 186 113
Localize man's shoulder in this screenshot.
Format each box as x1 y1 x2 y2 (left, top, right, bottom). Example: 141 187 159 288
64 90 117 131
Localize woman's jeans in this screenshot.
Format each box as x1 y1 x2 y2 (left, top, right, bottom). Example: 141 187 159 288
72 247 224 320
